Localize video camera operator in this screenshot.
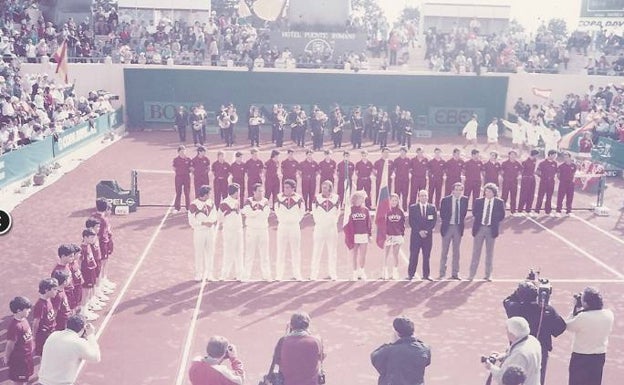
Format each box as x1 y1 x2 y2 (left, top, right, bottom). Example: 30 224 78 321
566 287 614 385
503 277 566 384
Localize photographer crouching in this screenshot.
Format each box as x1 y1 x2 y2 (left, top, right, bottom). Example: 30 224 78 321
566 287 614 385
503 273 566 384
483 317 541 385
189 336 245 385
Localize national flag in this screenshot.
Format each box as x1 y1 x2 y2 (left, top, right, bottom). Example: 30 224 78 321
532 87 552 99
559 121 595 150
342 164 354 250
53 40 69 84
252 0 287 21
375 159 391 249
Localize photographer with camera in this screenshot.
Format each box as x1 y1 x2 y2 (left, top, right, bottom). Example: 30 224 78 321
38 315 101 385
483 317 541 385
566 287 614 385
189 336 245 385
263 312 325 385
370 316 431 385
503 277 566 384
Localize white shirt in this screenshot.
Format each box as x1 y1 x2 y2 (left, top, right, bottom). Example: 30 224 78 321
241 197 270 229
566 309 614 354
219 196 243 231
38 330 101 385
311 193 340 225
451 196 460 225
275 192 305 225
487 122 499 140
482 198 493 226
188 198 217 231
462 119 478 140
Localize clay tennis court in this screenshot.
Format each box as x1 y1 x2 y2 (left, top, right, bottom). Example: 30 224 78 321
1 131 623 385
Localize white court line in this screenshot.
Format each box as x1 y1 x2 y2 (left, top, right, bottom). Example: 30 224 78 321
209 278 624 283
570 213 624 247
174 279 209 385
526 216 624 280
76 201 174 376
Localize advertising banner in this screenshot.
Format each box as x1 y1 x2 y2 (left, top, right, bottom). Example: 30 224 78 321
268 31 367 57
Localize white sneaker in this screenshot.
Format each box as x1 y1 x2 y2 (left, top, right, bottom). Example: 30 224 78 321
392 268 400 280
549 213 557 217
352 271 359 281
360 270 367 281
328 275 337 281
554 212 562 217
206 275 215 281
89 302 103 311
95 291 110 301
382 268 388 280
529 212 538 218
102 279 117 289
83 310 99 321
564 212 571 217
99 286 113 295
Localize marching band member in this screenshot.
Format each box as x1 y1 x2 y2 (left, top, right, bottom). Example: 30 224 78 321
377 112 391 149
275 179 306 281
242 183 272 280
331 107 345 149
350 108 364 149
188 185 218 281
219 183 244 280
401 111 414 149
248 107 265 147
310 180 340 280
310 106 327 151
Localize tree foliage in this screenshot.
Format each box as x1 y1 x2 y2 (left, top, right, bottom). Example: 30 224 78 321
398 6 420 25
351 0 388 30
211 0 240 15
547 18 568 38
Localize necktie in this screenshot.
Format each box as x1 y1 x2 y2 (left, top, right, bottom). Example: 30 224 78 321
421 204 426 218
484 199 491 226
455 198 460 225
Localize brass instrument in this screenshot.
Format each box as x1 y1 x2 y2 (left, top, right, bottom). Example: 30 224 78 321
218 110 230 129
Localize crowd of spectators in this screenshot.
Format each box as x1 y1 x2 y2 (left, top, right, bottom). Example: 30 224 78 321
582 29 624 76
0 59 115 154
512 82 624 145
424 21 571 74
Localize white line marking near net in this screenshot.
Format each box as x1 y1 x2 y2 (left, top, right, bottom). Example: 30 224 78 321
174 280 208 385
526 216 624 280
570 213 624 247
76 201 174 376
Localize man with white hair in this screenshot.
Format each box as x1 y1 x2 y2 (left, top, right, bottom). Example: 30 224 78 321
484 317 542 385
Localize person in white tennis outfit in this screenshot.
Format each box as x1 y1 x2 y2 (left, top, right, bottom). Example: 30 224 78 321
310 180 340 280
218 183 244 280
275 179 305 281
188 185 218 281
462 114 479 148
484 117 499 152
241 182 271 281
542 125 562 157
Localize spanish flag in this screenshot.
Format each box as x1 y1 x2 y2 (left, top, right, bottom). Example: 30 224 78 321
53 40 69 84
374 159 391 249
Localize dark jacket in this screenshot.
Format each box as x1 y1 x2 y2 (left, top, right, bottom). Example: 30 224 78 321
439 195 468 237
371 336 431 385
503 294 567 352
471 197 505 238
408 203 437 237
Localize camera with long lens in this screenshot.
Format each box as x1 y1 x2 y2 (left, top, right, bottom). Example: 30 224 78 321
526 269 552 307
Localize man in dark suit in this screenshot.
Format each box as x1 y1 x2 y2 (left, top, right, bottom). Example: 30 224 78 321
408 189 437 281
469 183 506 281
438 182 469 280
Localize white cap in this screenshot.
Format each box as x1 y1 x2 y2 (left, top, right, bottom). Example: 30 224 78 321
506 317 530 338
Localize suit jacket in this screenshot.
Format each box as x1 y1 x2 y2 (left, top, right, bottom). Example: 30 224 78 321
408 203 437 239
439 195 469 237
472 197 505 238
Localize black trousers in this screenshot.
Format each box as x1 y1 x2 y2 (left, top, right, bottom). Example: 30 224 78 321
352 131 362 149
332 130 343 148
250 125 260 147
569 353 605 385
401 134 412 149
275 129 284 147
297 128 306 147
192 129 203 145
313 130 323 150
378 132 388 148
408 234 432 278
178 127 186 142
541 348 549 385
223 127 234 147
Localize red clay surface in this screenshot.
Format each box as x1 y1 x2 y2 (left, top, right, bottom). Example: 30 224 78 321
1 131 622 385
